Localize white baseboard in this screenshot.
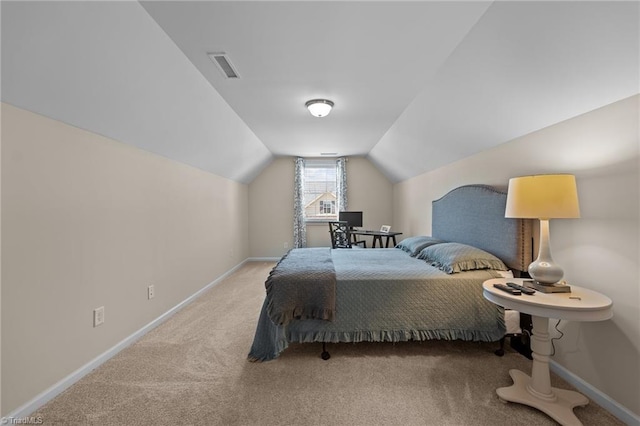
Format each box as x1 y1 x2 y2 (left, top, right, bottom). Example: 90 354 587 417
2 259 249 422
247 256 280 262
550 360 640 425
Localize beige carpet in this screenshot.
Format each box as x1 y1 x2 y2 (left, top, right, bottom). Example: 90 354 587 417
34 261 622 425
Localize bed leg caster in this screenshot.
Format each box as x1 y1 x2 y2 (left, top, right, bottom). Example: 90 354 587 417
321 343 331 360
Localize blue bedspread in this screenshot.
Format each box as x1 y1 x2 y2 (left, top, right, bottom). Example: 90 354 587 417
264 248 336 325
248 248 505 362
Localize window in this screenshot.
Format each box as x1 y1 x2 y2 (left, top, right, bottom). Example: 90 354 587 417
304 159 338 221
319 200 336 214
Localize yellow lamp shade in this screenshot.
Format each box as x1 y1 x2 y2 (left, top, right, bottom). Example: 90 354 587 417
505 174 580 219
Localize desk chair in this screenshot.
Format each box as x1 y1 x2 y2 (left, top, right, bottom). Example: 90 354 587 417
328 221 366 248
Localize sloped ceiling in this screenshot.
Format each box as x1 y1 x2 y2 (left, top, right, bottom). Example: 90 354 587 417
1 1 272 184
369 1 640 181
2 1 639 183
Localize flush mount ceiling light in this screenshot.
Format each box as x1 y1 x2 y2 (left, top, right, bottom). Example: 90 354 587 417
305 99 334 118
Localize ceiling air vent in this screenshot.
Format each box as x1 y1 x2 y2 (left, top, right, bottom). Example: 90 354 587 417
208 52 240 79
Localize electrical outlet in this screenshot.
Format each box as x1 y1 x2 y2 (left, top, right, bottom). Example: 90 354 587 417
93 306 105 327
148 285 155 300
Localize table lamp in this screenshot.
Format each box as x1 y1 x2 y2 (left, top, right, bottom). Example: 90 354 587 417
505 174 580 292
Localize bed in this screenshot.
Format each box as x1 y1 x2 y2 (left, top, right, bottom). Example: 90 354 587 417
248 184 532 362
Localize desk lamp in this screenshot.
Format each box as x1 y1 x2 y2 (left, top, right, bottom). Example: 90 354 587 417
505 174 580 292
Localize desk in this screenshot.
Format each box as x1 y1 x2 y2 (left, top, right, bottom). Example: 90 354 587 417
351 230 402 248
483 278 613 426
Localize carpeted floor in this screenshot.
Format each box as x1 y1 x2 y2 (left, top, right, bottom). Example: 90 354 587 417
33 261 623 425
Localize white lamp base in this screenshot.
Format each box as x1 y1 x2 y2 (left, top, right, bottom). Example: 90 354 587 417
529 219 564 285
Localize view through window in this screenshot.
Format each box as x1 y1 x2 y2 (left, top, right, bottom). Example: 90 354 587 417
304 159 337 221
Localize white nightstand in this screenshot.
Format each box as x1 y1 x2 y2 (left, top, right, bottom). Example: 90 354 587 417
483 278 613 426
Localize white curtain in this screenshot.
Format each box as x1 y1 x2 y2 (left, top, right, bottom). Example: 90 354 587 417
336 157 348 213
293 157 307 248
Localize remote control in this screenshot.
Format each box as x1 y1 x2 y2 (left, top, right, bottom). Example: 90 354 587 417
493 283 521 295
506 282 536 295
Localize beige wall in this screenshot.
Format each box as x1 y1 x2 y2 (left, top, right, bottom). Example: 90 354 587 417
249 156 393 256
1 104 250 415
393 95 640 416
345 156 394 234
248 157 295 257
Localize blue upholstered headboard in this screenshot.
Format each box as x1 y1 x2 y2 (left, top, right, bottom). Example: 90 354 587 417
432 184 532 272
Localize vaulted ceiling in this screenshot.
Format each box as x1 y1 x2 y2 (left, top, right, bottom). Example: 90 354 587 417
2 1 638 183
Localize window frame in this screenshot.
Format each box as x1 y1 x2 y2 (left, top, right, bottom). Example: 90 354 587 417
303 159 339 223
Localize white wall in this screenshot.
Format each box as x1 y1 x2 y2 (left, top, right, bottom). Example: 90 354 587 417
249 157 393 257
1 104 250 415
392 95 640 417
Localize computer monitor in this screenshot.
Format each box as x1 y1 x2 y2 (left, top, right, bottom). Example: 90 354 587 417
338 211 363 228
